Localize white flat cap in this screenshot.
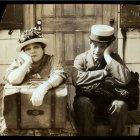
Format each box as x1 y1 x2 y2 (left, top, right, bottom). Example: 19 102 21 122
89 24 115 42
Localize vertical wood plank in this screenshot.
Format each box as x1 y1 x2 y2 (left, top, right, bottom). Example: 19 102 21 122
23 4 35 29
95 4 103 24
63 4 75 16
42 4 55 17
114 4 118 53
118 39 140 63
56 4 62 17
103 4 118 52
64 33 75 60
76 4 83 17
83 4 103 24
103 4 115 25
35 4 42 21
55 32 64 61
83 4 93 16
23 4 30 29
44 34 56 55
0 40 19 64
83 32 90 52
75 32 84 55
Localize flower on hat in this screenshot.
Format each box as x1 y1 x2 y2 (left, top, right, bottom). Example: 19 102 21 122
19 27 43 43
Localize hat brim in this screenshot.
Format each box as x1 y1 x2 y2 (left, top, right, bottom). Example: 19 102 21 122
89 33 115 43
17 38 48 52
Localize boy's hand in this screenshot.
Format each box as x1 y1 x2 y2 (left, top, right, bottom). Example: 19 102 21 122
103 45 113 65
104 45 113 56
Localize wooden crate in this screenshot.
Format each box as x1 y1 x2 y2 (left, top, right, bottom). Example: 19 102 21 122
3 84 68 129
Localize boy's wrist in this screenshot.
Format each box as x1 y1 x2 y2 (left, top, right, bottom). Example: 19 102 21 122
103 69 108 76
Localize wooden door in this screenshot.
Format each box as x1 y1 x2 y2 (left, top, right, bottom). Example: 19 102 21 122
35 4 118 109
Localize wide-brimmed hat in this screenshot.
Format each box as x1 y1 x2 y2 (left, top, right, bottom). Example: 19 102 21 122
89 24 115 43
17 27 48 52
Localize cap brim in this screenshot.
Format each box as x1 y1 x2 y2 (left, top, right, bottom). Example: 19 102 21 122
17 38 48 52
89 34 115 43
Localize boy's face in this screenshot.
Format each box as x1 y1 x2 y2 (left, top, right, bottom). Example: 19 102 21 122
90 40 108 60
23 43 44 63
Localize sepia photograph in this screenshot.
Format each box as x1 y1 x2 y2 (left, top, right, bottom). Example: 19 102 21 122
0 3 140 136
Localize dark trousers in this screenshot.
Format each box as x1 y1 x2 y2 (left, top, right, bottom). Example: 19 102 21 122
73 96 128 136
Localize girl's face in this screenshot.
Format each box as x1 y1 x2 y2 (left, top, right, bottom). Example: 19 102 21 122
90 40 108 60
23 43 44 63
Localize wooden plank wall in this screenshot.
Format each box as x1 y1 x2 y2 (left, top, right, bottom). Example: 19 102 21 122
0 30 20 84
0 5 36 84
118 5 140 111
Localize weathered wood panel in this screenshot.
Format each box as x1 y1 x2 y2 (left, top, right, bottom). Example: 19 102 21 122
118 38 140 63
64 33 75 60
117 4 140 128
23 5 35 29
0 30 20 83
55 4 62 17
42 18 99 32
44 34 55 55
83 4 103 24
55 32 63 59
75 4 83 17
42 5 55 17
83 32 90 52
0 29 20 39
75 31 84 55
63 4 75 16
103 4 118 53
0 40 19 64
35 4 42 21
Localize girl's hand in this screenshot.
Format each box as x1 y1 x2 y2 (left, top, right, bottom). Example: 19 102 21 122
20 51 32 64
30 84 48 106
